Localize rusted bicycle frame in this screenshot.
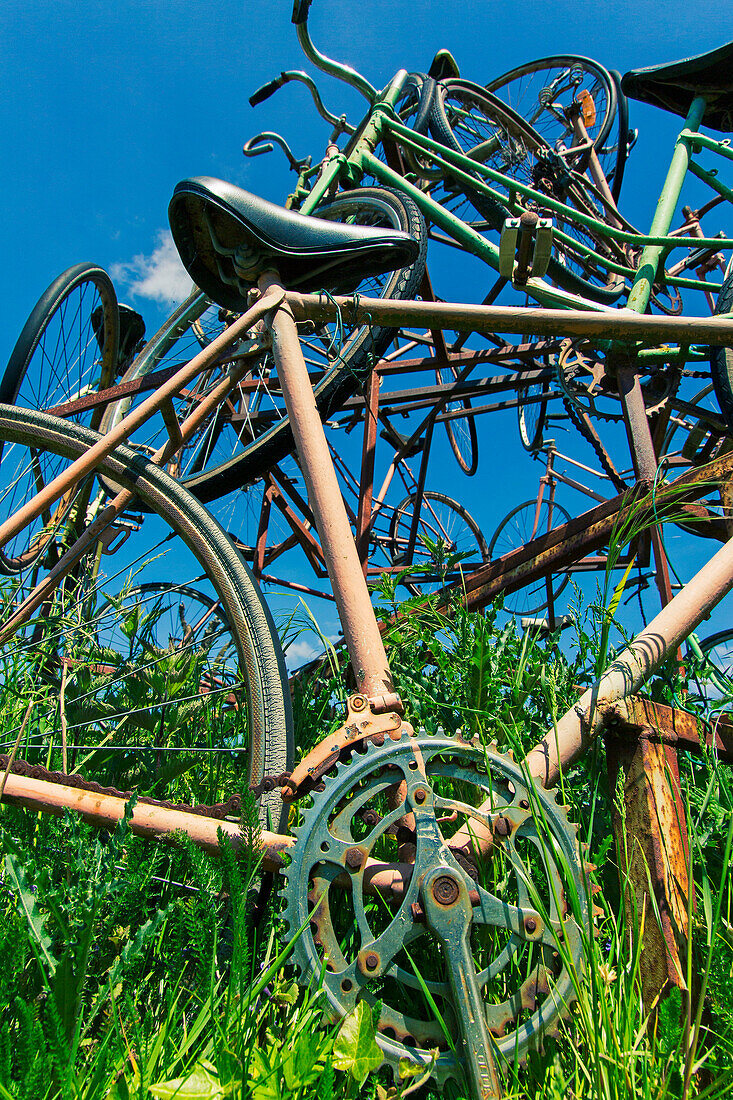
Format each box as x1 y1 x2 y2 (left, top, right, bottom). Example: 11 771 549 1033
3 290 733 1099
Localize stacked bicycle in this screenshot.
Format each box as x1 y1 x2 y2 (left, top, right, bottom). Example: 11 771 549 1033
2 2 733 1096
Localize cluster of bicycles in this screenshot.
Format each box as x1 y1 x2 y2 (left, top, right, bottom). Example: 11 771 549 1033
2 1 733 1094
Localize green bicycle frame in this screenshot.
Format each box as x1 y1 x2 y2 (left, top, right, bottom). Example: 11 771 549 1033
288 69 732 344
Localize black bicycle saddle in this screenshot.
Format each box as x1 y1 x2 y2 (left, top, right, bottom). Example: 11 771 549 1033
169 177 420 311
621 41 733 132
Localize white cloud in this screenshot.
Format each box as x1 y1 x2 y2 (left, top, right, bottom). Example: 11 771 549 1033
284 638 326 670
111 230 192 306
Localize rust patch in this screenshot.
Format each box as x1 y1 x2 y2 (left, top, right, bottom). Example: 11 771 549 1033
606 725 690 1008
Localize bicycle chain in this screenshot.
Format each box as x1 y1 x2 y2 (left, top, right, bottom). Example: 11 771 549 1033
0 754 292 821
560 392 626 488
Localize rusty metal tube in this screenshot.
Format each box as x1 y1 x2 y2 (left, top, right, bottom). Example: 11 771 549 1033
286 293 733 345
258 273 395 703
0 288 284 553
527 532 733 787
0 771 294 869
0 770 415 896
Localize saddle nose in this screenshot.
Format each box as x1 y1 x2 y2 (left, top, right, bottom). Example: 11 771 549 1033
169 176 420 311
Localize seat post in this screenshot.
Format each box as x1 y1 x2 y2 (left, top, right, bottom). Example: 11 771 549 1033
257 270 400 710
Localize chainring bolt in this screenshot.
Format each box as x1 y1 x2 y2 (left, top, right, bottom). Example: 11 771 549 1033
524 917 537 934
365 952 379 971
432 875 460 906
414 788 427 804
494 816 511 837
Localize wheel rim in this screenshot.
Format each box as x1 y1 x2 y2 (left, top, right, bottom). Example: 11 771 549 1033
488 499 570 615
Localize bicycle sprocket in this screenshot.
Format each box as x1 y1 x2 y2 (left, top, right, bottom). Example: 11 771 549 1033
280 729 590 1088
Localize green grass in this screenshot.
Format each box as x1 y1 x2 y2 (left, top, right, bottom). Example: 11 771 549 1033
0 577 732 1099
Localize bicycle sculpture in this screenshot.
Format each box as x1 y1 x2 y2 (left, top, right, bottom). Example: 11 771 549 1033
2 3 733 1097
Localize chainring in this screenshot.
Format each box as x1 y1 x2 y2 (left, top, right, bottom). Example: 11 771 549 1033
281 730 589 1087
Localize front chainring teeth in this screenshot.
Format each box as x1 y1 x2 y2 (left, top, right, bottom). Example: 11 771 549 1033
280 731 590 1082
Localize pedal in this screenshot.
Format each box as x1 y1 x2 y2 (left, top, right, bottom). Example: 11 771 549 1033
499 211 554 284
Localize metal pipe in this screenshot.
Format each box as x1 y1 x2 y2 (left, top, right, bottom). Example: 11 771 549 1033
259 273 396 705
286 292 733 345
526 529 733 788
0 289 284 553
626 96 708 314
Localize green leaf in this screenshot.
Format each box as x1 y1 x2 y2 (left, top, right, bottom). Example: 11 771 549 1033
3 849 56 979
150 1061 224 1098
332 1000 383 1085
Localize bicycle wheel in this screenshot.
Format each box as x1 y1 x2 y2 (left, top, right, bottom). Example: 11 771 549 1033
488 498 571 615
366 72 441 180
517 379 549 452
0 404 292 829
428 79 624 303
388 490 489 594
486 55 627 200
699 628 733 702
710 257 733 435
1 263 120 432
99 188 427 504
435 363 479 475
95 581 237 675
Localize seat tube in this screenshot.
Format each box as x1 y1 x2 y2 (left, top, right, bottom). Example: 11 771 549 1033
258 272 398 707
626 95 707 314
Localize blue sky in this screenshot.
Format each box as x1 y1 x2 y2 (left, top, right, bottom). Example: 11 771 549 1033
2 0 733 658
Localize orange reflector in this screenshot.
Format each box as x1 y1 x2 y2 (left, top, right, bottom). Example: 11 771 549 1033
577 88 597 128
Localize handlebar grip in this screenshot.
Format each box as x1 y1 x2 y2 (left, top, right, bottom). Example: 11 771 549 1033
291 0 313 25
249 75 287 107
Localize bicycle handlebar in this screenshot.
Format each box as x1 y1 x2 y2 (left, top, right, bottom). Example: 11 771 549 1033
291 0 312 24
249 69 356 134
242 132 312 173
249 75 288 108
290 0 378 104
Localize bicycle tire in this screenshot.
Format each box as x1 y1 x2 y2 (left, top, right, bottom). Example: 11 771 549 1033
486 56 624 198
1 263 120 433
99 188 427 504
488 498 571 616
700 628 733 686
517 379 549 452
365 72 441 180
389 490 489 595
428 79 625 304
435 363 479 475
710 256 733 435
0 403 293 829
